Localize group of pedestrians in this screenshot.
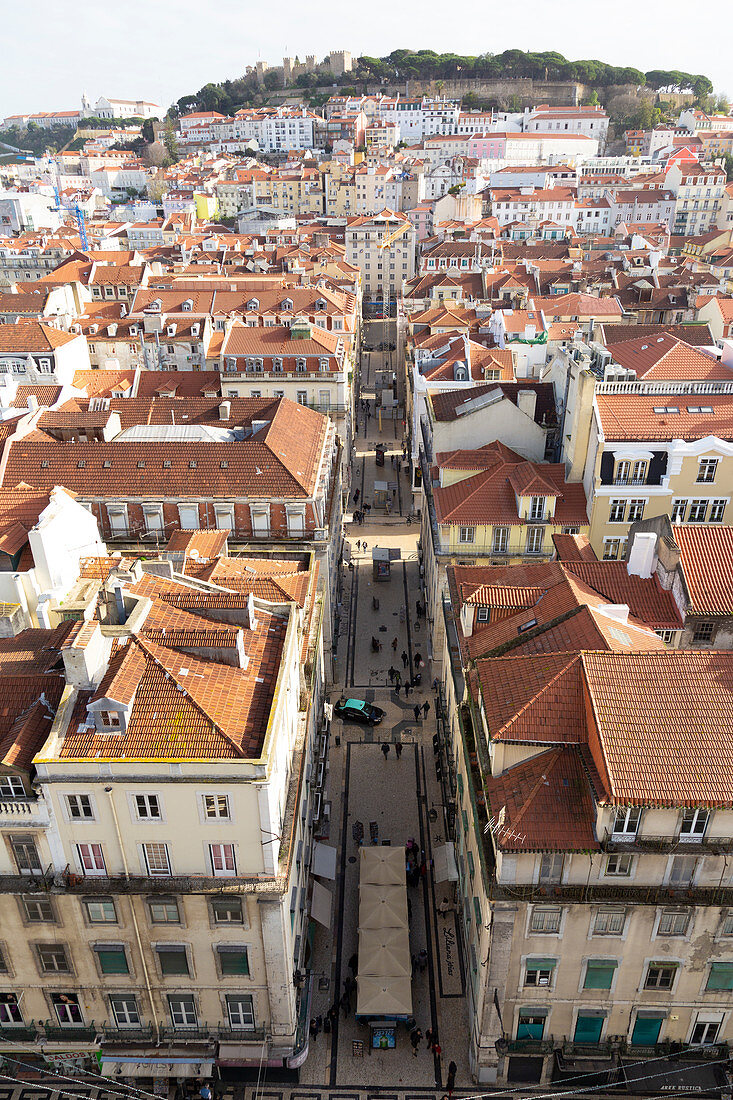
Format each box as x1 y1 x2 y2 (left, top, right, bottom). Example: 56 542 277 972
380 741 403 760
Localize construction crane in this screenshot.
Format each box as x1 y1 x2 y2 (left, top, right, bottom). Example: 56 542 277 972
378 219 411 251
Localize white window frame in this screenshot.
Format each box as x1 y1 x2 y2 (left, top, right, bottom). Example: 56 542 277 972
604 852 633 878
459 526 475 544
110 995 141 1028
77 842 106 876
201 794 231 821
209 843 237 878
612 807 641 839
167 994 197 1028
132 793 162 822
529 906 562 934
656 909 691 937
142 842 171 877
66 793 95 821
593 908 626 936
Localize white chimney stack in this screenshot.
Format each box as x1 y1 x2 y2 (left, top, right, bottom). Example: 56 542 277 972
627 532 657 579
516 389 537 421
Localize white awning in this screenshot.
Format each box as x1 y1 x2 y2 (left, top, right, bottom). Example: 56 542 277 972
312 841 337 880
358 883 408 928
433 842 459 883
359 927 412 977
311 879 332 927
101 1059 214 1079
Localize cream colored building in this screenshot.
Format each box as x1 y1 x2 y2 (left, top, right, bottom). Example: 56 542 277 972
344 209 416 304
437 571 733 1085
0 549 327 1080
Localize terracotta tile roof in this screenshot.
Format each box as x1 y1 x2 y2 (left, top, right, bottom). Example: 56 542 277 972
608 334 729 381
478 652 587 743
484 745 599 851
166 530 229 559
10 385 63 409
531 293 623 318
434 461 586 526
72 370 136 397
58 607 287 761
601 323 714 347
552 533 597 562
673 525 733 615
2 397 329 499
134 371 222 398
0 321 78 352
596 393 733 442
583 651 733 806
562 561 682 628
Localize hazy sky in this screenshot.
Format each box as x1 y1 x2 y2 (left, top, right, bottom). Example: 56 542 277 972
5 0 729 117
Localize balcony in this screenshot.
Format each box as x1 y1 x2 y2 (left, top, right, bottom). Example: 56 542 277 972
0 1024 43 1043
101 1023 155 1043
603 830 733 854
612 477 647 486
42 1022 99 1042
0 798 49 826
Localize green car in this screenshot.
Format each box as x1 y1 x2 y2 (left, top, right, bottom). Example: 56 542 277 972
334 698 385 725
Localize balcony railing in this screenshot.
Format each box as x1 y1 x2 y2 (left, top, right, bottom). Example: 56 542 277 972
42 1022 99 1042
101 1023 155 1042
612 477 647 486
501 1035 730 1059
603 830 733 853
0 1024 43 1043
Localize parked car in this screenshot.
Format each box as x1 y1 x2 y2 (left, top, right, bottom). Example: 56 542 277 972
334 698 385 725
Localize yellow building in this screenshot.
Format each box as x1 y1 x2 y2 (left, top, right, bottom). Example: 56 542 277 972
586 389 733 559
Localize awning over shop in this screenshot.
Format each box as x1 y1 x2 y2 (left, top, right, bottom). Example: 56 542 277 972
359 846 404 886
311 879 332 927
359 927 412 977
312 841 337 880
101 1059 214 1079
433 842 458 883
623 1057 727 1096
356 976 412 1016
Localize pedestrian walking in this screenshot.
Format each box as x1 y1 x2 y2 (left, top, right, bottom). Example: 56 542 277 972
414 703 421 721
392 488 397 500
381 742 390 760
353 488 360 505
392 636 398 652
410 1027 422 1057
327 1003 338 1030
348 951 358 976
446 1061 457 1097
423 700 431 719
200 1086 212 1100
401 650 409 668
395 743 403 759
340 991 350 1018
394 670 401 687
406 514 412 526
414 651 423 667
388 666 396 684
433 1041 442 1062
438 897 451 918
426 1027 435 1051
309 1017 320 1042
418 948 428 971
405 682 411 698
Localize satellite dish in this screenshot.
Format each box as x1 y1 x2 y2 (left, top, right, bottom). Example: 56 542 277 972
189 548 200 559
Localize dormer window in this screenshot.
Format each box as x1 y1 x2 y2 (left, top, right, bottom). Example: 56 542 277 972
225 357 237 373
181 298 193 311
529 496 545 521
296 358 307 372
281 298 293 311
100 710 121 729
319 358 330 371
273 358 283 372
315 298 327 310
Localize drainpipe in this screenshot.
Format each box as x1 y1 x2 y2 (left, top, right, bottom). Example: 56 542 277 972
104 786 160 1041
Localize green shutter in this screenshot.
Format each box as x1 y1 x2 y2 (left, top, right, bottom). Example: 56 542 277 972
159 948 188 975
584 960 617 989
575 1014 604 1043
96 947 128 975
707 963 733 990
219 948 249 976
526 957 557 970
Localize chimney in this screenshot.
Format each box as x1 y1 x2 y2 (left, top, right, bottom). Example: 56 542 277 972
62 621 107 689
460 601 475 637
627 531 657 579
219 400 231 420
516 389 537 421
26 394 39 412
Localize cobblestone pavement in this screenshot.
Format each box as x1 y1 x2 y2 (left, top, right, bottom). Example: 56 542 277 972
297 334 471 1095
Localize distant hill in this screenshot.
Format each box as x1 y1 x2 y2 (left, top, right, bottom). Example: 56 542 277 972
171 48 713 117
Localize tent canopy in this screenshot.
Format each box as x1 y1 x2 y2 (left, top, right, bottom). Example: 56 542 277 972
433 842 459 883
359 927 412 977
360 846 405 886
358 884 409 928
356 975 413 1017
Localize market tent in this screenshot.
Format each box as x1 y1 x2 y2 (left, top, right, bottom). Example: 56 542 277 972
359 927 412 977
357 976 413 1017
360 846 405 886
358 884 409 928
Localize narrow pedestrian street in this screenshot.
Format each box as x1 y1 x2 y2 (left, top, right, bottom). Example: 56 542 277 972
296 325 471 1095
